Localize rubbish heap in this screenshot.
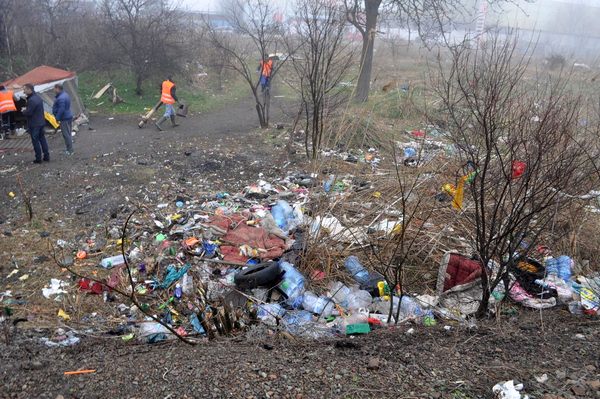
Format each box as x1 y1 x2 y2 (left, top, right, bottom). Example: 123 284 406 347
43 171 444 344
31 134 600 345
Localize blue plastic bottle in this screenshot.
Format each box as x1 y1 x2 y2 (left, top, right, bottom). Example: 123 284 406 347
344 256 370 285
279 261 305 308
271 200 294 231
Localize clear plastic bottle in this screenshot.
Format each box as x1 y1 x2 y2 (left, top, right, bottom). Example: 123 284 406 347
346 289 373 310
302 291 334 317
271 200 294 231
279 261 305 308
100 255 125 269
283 310 314 334
256 303 286 325
376 295 425 320
181 273 194 296
344 256 370 285
337 308 369 333
328 281 350 307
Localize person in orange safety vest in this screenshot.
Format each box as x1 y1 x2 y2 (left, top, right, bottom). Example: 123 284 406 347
155 76 180 131
0 85 18 138
258 58 274 92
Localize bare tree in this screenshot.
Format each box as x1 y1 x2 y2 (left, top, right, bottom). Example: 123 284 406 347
287 0 355 158
434 34 599 317
343 0 517 102
100 0 184 95
206 0 286 128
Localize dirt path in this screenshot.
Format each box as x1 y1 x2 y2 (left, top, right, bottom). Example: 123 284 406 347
0 95 294 225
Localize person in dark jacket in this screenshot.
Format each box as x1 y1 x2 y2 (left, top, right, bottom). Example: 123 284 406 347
22 83 49 163
52 84 74 154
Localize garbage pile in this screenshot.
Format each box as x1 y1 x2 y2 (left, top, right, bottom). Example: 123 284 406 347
39 171 450 344
435 251 600 317
30 136 599 345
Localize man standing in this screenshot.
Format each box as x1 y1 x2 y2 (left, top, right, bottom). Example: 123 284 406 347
258 57 274 93
155 76 179 131
22 83 49 164
0 85 17 139
52 83 74 155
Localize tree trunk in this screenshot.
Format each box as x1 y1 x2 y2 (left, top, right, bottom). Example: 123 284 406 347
355 0 381 102
476 268 490 318
135 73 144 96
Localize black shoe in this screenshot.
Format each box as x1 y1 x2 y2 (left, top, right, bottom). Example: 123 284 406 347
43 157 50 162
33 160 42 164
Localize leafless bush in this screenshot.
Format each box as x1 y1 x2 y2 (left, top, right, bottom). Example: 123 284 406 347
433 34 600 316
286 0 355 159
100 0 186 95
206 0 286 128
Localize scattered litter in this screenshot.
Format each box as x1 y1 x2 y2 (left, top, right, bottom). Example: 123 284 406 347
64 369 96 376
492 380 529 399
42 279 68 300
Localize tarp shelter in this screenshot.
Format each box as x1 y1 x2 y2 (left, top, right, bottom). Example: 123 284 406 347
1 65 85 124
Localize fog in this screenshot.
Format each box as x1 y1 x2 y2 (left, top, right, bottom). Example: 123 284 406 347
182 0 600 61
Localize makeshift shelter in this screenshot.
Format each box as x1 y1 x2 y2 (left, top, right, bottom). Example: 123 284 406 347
1 65 85 129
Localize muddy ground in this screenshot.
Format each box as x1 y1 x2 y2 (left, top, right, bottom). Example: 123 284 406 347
1 98 599 399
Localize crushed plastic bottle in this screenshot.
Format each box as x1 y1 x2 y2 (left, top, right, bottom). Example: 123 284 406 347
346 289 373 310
279 261 305 308
271 200 294 231
302 291 334 317
328 281 350 307
344 256 370 286
181 273 194 296
100 255 125 269
375 295 428 322
282 310 313 334
256 303 286 326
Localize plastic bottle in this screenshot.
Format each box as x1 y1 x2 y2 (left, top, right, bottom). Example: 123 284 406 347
283 310 314 334
100 255 125 269
545 256 559 276
271 200 294 231
323 174 335 192
279 261 305 308
344 256 370 286
337 308 369 334
375 295 425 320
181 273 194 296
346 289 373 310
302 291 334 317
174 283 182 299
328 281 350 307
557 255 573 281
256 303 286 325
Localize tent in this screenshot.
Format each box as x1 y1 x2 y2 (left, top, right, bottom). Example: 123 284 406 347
1 65 86 127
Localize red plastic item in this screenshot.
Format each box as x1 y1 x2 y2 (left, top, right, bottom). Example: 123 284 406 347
512 160 526 179
411 129 426 138
78 278 103 294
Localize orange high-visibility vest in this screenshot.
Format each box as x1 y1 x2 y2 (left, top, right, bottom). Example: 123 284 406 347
161 80 176 104
260 60 273 77
0 90 16 113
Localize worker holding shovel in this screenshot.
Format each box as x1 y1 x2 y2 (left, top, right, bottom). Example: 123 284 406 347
155 76 180 131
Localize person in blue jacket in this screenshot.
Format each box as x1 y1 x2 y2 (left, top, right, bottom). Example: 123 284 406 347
52 83 74 154
22 83 49 164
